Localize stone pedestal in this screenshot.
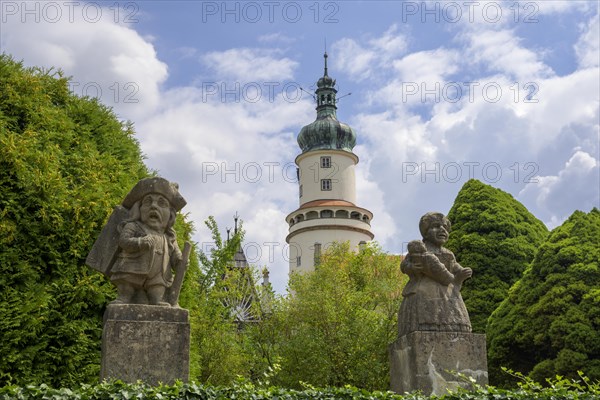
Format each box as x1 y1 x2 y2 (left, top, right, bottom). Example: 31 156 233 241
101 304 190 385
389 331 488 396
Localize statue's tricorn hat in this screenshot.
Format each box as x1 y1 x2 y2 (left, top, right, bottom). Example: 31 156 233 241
122 177 187 211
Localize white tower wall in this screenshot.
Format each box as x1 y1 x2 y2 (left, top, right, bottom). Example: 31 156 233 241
297 150 358 205
287 220 373 273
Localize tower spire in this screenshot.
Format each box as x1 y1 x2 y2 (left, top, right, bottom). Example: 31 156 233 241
297 52 356 153
287 53 373 274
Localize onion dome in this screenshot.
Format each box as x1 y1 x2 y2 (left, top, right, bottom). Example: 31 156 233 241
297 53 356 153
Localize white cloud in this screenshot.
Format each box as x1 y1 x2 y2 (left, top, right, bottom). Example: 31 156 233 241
519 151 600 227
354 149 397 247
522 69 599 149
1 5 168 120
330 38 377 81
448 1 589 29
348 47 461 110
345 19 598 250
242 206 292 293
394 48 460 83
354 110 436 164
332 24 407 81
535 1 592 15
462 29 554 81
575 14 600 68
370 24 408 58
202 48 297 81
133 74 314 294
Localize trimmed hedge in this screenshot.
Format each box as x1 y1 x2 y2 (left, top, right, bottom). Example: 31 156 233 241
1 372 598 400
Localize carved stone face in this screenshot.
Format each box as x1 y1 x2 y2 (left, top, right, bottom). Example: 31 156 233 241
425 222 449 246
140 194 171 231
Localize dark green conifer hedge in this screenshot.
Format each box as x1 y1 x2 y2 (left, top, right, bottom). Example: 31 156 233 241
487 208 600 386
446 179 548 334
0 54 149 386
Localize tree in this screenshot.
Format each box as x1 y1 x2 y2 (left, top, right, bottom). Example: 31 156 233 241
261 242 406 391
0 54 149 385
188 216 258 384
487 208 600 386
446 179 548 333
0 55 201 387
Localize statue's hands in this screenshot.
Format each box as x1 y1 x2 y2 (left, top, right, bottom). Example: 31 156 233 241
407 257 425 273
454 267 473 284
410 263 424 272
140 234 160 250
139 236 152 250
173 247 183 262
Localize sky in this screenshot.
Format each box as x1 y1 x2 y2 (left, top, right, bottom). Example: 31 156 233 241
1 0 598 293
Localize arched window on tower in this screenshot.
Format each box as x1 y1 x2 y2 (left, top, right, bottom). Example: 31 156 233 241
306 211 318 220
321 210 333 218
335 210 349 218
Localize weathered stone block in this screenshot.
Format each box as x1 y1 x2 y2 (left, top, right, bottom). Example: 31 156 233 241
101 304 190 385
389 331 488 396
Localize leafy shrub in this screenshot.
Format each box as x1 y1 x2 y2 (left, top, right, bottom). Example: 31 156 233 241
1 373 598 400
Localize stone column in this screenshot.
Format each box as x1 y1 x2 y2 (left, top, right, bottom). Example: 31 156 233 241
101 304 190 385
389 331 488 396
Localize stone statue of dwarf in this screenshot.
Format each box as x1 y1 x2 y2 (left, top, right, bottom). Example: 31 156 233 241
86 177 191 307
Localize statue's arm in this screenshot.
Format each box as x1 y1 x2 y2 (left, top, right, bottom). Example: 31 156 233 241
401 256 419 275
446 252 472 285
420 253 454 285
118 222 148 252
169 238 183 265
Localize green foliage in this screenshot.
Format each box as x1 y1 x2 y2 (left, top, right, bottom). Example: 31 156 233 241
446 179 548 333
262 242 406 391
487 208 600 386
187 216 259 384
185 236 406 391
0 54 150 386
1 373 599 400
172 214 206 381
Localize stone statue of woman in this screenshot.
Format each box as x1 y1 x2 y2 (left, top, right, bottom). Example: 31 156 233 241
398 212 472 336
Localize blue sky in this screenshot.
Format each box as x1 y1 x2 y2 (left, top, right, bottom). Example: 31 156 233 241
2 0 599 293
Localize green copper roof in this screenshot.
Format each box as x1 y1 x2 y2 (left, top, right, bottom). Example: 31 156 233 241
297 53 356 153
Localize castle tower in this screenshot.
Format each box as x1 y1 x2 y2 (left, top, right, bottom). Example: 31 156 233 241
286 53 374 273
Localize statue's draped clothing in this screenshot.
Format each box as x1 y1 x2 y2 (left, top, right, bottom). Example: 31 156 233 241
398 247 471 336
111 221 175 288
